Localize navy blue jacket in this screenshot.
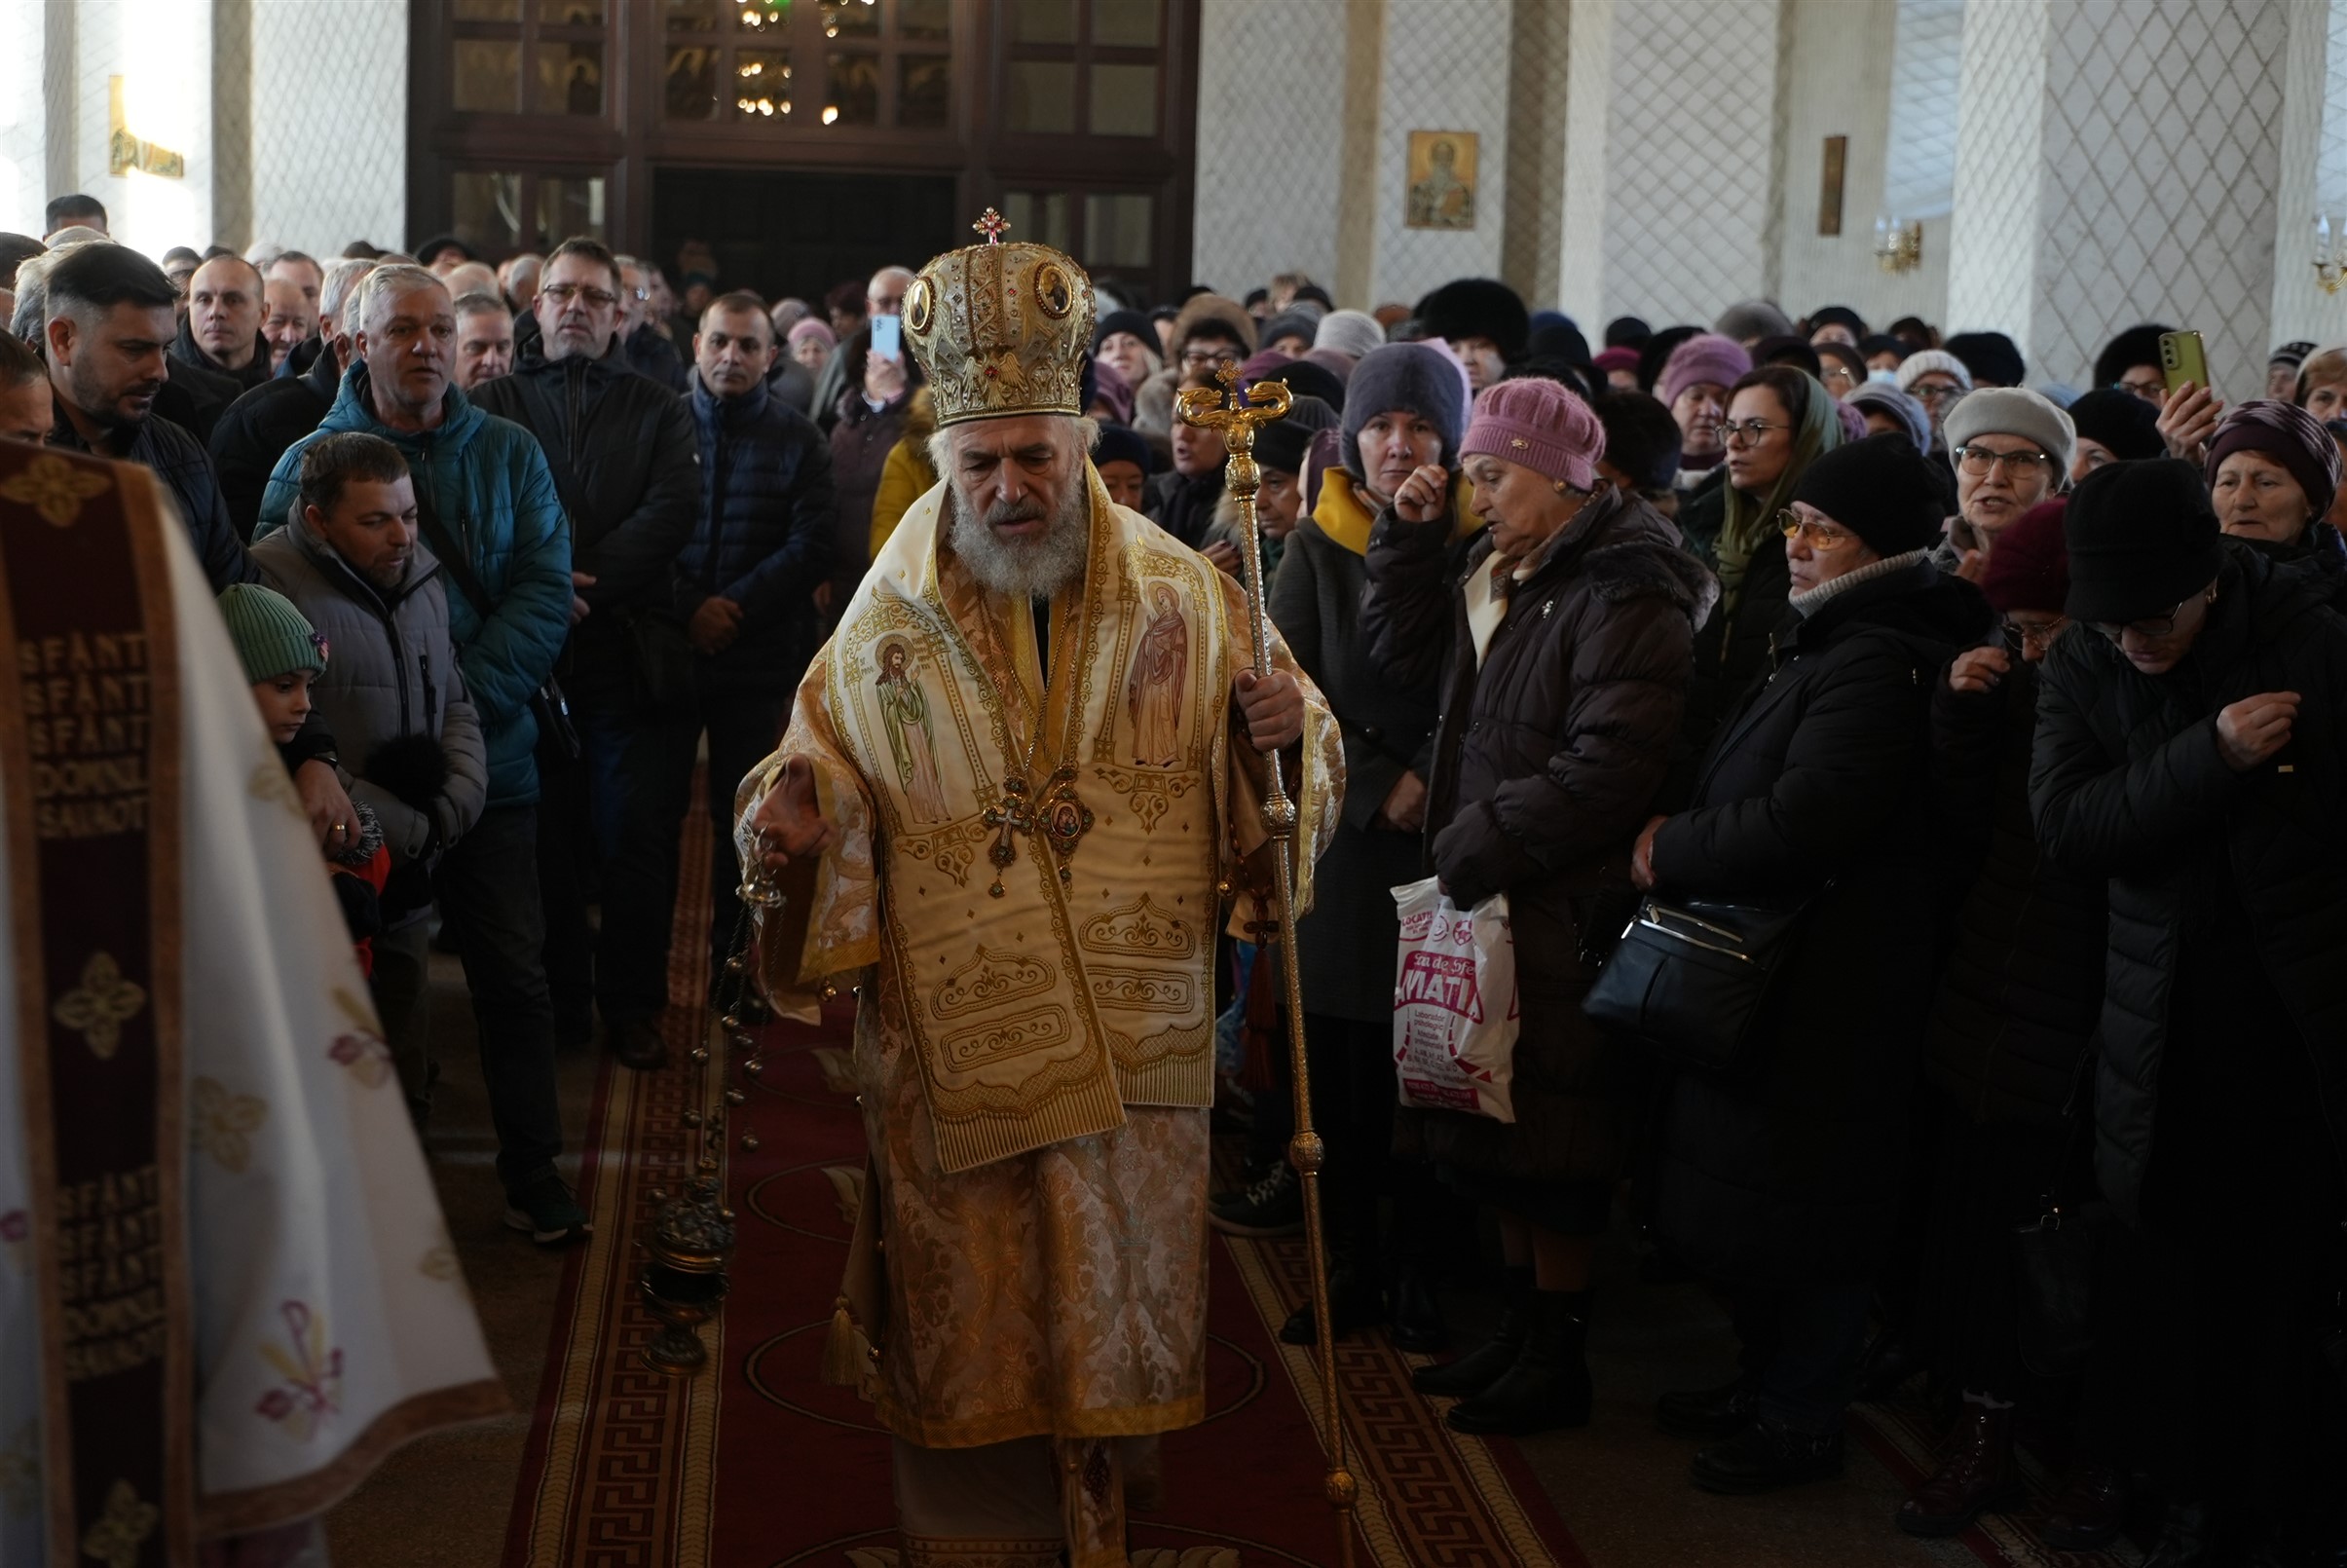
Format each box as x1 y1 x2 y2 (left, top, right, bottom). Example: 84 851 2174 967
47 402 255 592
683 370 836 685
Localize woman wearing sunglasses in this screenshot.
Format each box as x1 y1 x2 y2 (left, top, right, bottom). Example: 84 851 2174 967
1673 364 1844 763
1630 433 1994 1496
2030 460 2347 1568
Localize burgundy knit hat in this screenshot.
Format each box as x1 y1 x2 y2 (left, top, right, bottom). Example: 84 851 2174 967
1658 333 1753 409
2204 398 2342 519
1979 499 2070 615
1459 378 1605 491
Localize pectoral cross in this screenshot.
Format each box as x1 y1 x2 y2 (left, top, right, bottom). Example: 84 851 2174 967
981 765 1095 898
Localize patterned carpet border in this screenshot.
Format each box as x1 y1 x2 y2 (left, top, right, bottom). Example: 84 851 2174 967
503 791 724 1568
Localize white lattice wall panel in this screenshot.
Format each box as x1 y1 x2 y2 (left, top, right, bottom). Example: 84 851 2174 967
2032 0 2288 400
2 0 46 235
1598 0 1784 327
1553 0 1617 322
249 0 406 255
1366 0 1512 308
1191 0 1346 297
1945 0 2048 347
2268 0 2342 346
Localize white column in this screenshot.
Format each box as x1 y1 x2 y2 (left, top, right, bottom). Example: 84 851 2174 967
1551 0 1615 325
2269 0 2347 350
1944 0 2049 354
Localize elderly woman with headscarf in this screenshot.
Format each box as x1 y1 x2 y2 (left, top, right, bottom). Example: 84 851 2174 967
2205 400 2345 557
1364 377 1715 1438
1635 434 1994 1495
1674 364 1844 762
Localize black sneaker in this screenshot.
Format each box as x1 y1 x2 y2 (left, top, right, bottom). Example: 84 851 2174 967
1209 1162 1302 1236
504 1173 592 1246
1690 1420 1844 1495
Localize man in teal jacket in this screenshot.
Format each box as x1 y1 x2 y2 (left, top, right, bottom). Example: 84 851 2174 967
259 264 587 1245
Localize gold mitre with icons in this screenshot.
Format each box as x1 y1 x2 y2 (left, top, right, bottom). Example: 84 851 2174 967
903 208 1097 428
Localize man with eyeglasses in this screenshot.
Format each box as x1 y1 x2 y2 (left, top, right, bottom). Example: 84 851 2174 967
472 236 701 1073
1167 291 1257 381
1894 350 1973 452
2032 458 2347 1566
616 255 689 392
1935 388 2074 582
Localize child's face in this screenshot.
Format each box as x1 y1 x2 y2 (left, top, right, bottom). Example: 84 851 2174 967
251 670 315 744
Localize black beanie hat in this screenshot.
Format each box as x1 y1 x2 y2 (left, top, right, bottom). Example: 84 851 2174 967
1527 317 1592 370
1605 315 1652 350
1791 432 1947 555
1341 344 1468 478
2062 459 2224 622
2066 388 2165 461
1254 394 1340 473
1752 334 1822 379
1250 355 1347 413
1807 304 1868 338
1635 324 1701 394
1095 309 1157 354
1944 330 2027 388
1093 422 1156 476
1413 278 1530 361
2093 323 2175 391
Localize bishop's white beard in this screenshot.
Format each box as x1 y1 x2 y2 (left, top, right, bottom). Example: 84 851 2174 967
946 477 1093 600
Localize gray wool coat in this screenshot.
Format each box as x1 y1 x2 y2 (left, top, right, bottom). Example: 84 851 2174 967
1269 518 1441 1023
250 523 488 869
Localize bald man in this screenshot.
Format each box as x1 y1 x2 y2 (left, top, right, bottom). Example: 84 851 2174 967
178 254 272 392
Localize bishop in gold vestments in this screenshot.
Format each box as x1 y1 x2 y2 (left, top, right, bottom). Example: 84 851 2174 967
736 225 1340 1567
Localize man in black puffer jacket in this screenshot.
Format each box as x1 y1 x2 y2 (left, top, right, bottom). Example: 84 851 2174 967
471 236 700 1070
2031 460 2347 1565
614 290 834 1027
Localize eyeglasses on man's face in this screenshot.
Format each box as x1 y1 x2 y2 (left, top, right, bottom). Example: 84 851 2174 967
540 282 619 309
1956 443 2052 477
1715 419 1789 447
1776 508 1857 549
2117 376 2167 400
1180 345 1242 370
2088 599 2185 644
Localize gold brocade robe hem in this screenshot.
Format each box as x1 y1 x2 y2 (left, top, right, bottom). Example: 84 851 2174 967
733 468 1341 1450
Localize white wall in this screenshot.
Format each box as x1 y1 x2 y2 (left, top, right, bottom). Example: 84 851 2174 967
71 0 216 256
0 0 44 236
1189 0 1346 298
1363 0 1511 307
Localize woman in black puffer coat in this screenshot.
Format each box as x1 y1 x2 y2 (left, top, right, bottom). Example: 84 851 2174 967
1633 434 1993 1496
1899 500 2111 1543
1364 376 1714 1439
2031 461 2347 1567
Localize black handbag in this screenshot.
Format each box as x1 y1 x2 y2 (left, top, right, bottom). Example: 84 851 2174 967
411 486 582 763
1581 893 1816 1076
2009 1088 2114 1380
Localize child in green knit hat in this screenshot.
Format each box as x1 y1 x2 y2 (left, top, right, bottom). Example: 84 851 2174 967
217 583 391 970
217 582 329 745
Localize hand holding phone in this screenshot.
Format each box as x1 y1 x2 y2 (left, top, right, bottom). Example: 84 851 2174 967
2160 330 2209 396
871 314 903 362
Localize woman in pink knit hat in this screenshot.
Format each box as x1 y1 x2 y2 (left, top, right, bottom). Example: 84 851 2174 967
1361 375 1718 1438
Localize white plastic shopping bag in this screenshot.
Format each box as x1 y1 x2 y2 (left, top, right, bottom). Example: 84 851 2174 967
1391 876 1519 1122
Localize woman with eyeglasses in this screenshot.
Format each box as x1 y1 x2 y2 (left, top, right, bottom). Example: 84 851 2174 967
1630 434 1994 1495
1901 500 2115 1542
2031 460 2347 1567
1363 376 1714 1439
1893 350 1974 452
1934 389 2075 582
1672 364 1843 762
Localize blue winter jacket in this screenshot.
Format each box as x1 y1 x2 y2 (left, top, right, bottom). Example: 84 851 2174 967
256 364 572 806
682 369 837 685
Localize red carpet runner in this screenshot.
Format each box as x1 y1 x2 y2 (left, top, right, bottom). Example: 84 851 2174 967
501 803 1586 1565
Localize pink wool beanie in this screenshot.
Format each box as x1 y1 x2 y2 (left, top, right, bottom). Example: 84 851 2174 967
1460 378 1605 492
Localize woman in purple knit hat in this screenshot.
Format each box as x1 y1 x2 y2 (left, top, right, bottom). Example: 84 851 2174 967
1361 375 1717 1437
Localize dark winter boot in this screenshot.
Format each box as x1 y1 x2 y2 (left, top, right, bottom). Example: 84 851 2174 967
1411 1266 1534 1398
1443 1289 1593 1436
1895 1400 2021 1536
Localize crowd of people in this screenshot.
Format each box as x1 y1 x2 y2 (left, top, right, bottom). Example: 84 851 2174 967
4 188 2343 1566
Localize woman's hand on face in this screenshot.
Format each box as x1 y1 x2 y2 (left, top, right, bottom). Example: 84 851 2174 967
1946 645 2011 694
2157 381 2222 463
1393 464 1450 524
1631 813 1668 891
